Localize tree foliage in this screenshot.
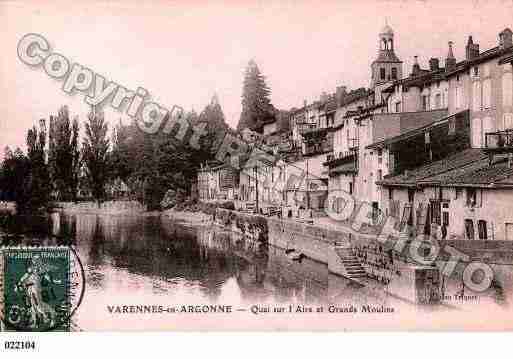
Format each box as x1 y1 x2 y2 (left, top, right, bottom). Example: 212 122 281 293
0 146 30 204
82 110 110 203
22 120 51 211
237 60 275 133
48 106 80 201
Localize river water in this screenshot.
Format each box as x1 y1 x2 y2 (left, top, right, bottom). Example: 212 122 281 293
1 211 334 330
3 211 501 330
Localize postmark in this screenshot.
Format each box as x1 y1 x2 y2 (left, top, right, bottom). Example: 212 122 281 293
0 246 85 332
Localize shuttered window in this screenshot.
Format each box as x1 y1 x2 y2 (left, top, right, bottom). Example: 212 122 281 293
503 72 513 107
483 79 492 109
473 81 481 111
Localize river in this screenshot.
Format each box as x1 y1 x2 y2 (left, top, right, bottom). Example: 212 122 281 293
1 211 333 330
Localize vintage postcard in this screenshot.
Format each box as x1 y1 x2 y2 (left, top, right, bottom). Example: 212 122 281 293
1 0 513 334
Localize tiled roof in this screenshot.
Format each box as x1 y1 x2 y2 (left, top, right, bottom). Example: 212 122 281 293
446 45 513 77
378 149 513 188
500 53 513 65
439 157 513 186
330 162 357 175
377 149 487 187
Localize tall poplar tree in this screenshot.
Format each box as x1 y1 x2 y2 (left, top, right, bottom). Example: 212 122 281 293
24 120 50 211
82 109 110 203
48 106 80 201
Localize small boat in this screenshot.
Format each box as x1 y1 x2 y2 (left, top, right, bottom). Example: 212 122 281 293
285 248 305 261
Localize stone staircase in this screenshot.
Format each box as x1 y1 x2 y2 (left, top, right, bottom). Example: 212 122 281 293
334 245 367 279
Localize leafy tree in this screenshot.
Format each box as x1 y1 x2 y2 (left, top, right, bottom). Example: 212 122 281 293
0 147 30 203
23 120 50 211
82 110 110 203
237 60 275 133
48 106 80 201
196 94 229 155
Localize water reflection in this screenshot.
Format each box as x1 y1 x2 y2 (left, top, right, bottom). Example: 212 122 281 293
2 211 328 310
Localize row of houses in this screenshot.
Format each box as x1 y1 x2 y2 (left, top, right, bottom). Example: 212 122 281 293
198 24 513 241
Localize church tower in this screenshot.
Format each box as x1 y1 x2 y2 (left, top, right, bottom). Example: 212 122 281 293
370 22 403 89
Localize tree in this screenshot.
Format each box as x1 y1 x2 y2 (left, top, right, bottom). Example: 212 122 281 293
237 60 275 133
0 146 30 203
196 94 229 155
82 109 110 203
48 106 81 201
23 120 50 211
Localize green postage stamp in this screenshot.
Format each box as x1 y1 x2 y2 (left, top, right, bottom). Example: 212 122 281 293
1 247 72 331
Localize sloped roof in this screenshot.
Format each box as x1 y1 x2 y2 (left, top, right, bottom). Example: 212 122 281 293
330 162 357 176
377 149 487 187
377 149 513 188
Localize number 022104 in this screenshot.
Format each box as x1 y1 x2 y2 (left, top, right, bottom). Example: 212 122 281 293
4 341 36 350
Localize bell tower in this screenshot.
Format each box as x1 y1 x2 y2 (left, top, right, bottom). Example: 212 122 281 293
371 21 403 89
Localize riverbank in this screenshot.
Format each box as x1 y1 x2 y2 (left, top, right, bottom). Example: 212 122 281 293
162 208 213 225
55 200 147 215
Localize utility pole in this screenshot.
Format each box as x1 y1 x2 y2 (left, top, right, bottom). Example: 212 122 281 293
306 157 310 211
254 166 259 214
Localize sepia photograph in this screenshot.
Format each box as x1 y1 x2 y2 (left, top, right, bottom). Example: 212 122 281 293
1 0 513 344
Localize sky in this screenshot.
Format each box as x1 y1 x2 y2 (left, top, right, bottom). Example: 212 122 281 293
1 0 513 159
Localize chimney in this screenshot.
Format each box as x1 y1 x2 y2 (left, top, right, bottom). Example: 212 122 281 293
411 55 421 76
336 86 347 104
303 99 307 108
445 41 456 72
465 36 480 60
429 57 440 71
499 28 513 49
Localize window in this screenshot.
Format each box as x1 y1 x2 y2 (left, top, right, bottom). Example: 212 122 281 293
503 72 513 107
456 188 463 199
504 113 513 130
422 95 427 110
380 68 386 80
408 189 415 203
483 64 490 78
472 118 482 148
455 86 462 109
435 93 441 109
391 67 397 80
395 101 401 113
425 131 430 144
377 169 382 181
429 200 441 225
483 79 492 109
442 212 449 227
388 188 394 200
349 182 353 195
473 66 479 77
478 220 488 240
466 188 477 207
465 219 475 240
448 118 456 135
473 81 481 111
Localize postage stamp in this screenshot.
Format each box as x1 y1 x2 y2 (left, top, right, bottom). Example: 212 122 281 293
1 247 73 331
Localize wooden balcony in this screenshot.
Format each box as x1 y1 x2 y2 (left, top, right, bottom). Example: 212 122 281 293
324 150 357 166
484 130 513 154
